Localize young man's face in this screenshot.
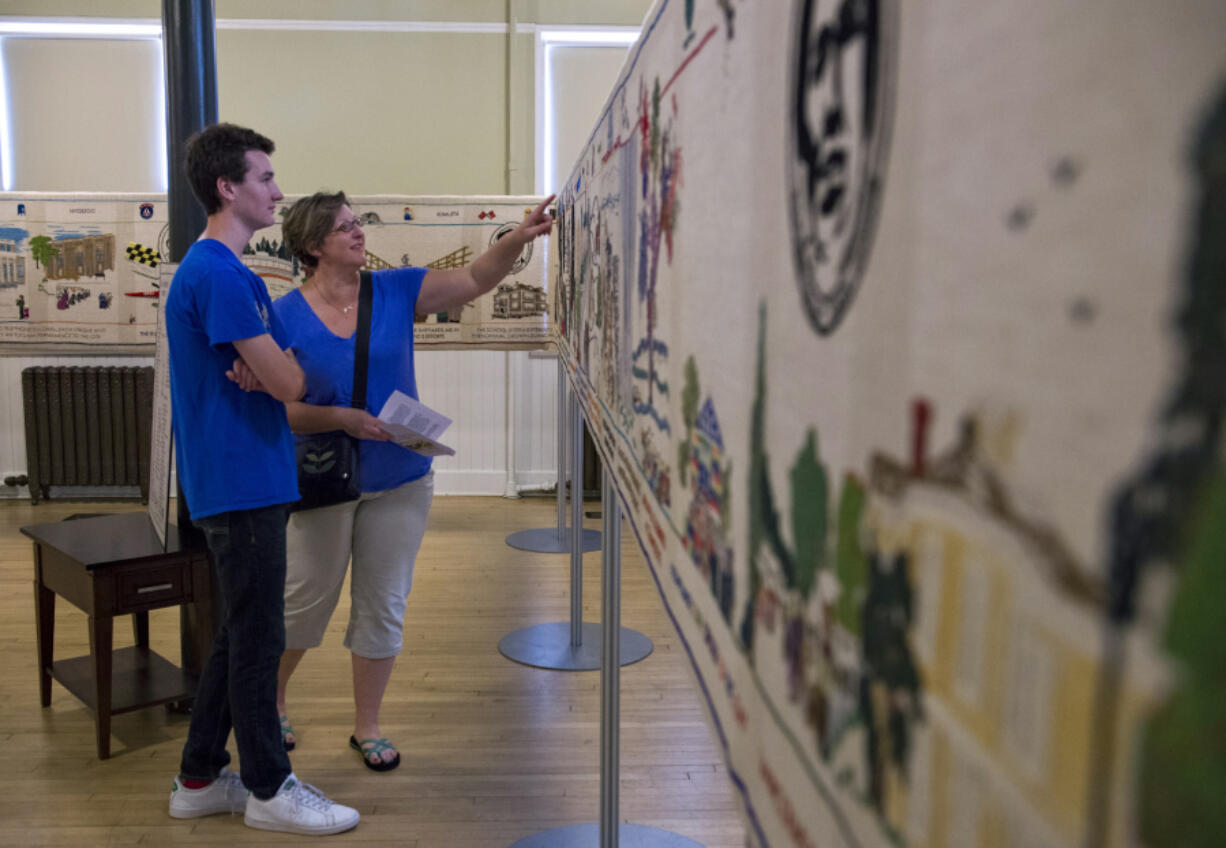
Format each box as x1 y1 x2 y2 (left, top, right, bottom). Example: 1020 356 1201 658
226 150 283 231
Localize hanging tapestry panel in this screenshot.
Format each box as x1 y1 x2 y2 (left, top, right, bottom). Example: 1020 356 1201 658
552 1 1226 846
0 194 549 353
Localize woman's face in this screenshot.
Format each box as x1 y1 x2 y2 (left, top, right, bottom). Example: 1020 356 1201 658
314 205 366 268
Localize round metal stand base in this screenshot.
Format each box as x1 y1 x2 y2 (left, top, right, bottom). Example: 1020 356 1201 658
506 527 602 553
507 823 705 847
499 622 652 671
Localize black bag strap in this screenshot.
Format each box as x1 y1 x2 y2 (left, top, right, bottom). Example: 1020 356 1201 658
350 270 374 411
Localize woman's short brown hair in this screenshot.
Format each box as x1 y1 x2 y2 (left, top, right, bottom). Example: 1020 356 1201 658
281 191 350 270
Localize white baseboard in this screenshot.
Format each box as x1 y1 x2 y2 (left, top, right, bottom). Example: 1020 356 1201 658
511 469 557 488
432 468 557 496
432 469 509 496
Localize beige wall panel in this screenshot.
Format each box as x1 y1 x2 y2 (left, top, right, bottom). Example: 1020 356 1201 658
214 30 507 196
215 1 506 22
530 0 653 26
0 1 160 16
2 37 164 192
0 1 502 20
506 31 537 194
0 1 651 24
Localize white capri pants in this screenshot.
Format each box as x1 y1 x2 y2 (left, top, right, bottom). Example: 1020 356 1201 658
283 471 433 659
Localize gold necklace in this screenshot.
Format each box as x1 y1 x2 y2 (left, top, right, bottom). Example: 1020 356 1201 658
313 280 357 315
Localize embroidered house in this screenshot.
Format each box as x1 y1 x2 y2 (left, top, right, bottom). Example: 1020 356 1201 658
860 412 1166 848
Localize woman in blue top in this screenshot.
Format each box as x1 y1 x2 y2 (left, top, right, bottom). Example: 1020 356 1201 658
265 190 553 771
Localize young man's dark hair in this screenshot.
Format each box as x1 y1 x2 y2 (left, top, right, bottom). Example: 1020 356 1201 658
185 123 276 214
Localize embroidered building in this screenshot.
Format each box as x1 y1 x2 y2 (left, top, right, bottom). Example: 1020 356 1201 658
0 238 24 288
492 282 547 318
862 414 1166 848
45 234 114 281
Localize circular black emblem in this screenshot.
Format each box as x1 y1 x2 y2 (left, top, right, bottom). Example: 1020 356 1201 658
157 224 170 266
490 222 533 275
788 0 897 335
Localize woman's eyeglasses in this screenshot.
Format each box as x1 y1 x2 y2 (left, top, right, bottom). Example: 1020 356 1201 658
332 218 364 234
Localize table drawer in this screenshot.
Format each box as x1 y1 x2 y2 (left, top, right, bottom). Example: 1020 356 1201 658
116 564 188 610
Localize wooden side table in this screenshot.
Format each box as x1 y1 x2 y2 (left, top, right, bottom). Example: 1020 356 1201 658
22 512 213 759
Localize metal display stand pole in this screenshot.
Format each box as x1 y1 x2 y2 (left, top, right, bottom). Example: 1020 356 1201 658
507 359 601 554
163 0 219 697
499 386 652 671
505 471 704 848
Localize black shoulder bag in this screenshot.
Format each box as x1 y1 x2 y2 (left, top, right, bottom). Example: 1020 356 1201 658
291 270 373 512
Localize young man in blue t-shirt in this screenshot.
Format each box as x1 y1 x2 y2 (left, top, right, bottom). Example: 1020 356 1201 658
163 123 359 836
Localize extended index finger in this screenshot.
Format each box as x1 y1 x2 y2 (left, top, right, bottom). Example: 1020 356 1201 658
530 194 556 220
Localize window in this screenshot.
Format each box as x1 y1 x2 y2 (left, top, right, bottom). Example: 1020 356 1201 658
914 527 946 665
955 556 990 707
0 24 166 191
535 27 640 194
1003 616 1054 779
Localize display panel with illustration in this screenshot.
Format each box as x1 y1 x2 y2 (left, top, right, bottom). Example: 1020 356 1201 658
0 194 549 353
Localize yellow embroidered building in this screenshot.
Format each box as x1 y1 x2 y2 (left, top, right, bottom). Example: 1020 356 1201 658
45 233 114 281
865 422 1167 848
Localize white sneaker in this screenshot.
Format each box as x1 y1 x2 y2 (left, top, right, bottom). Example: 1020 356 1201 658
169 767 249 818
244 773 360 835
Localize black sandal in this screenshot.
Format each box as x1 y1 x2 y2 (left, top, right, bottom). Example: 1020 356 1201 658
349 735 401 772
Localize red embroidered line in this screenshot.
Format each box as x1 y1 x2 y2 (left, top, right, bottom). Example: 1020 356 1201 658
661 24 718 99
600 24 719 166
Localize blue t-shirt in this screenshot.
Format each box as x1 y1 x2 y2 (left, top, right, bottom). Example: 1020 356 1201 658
273 266 432 493
164 238 299 519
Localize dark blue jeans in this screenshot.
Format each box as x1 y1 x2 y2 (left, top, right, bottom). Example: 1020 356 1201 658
178 503 293 800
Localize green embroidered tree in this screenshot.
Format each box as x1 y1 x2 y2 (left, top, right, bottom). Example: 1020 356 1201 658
1113 84 1226 845
29 235 57 269
679 355 700 485
860 550 922 810
741 306 768 652
1139 473 1226 845
742 303 792 651
790 429 828 599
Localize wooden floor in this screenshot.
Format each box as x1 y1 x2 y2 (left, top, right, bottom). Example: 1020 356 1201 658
0 495 745 847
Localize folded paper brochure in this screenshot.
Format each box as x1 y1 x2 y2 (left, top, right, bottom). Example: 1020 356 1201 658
376 390 456 457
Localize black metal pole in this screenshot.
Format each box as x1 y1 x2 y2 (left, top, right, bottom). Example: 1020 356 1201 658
162 0 217 263
162 0 218 682
162 0 216 550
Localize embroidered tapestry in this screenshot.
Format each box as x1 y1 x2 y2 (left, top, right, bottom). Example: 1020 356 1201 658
553 1 1226 846
0 194 548 353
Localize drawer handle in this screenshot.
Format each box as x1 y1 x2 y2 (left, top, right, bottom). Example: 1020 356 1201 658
136 582 174 594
